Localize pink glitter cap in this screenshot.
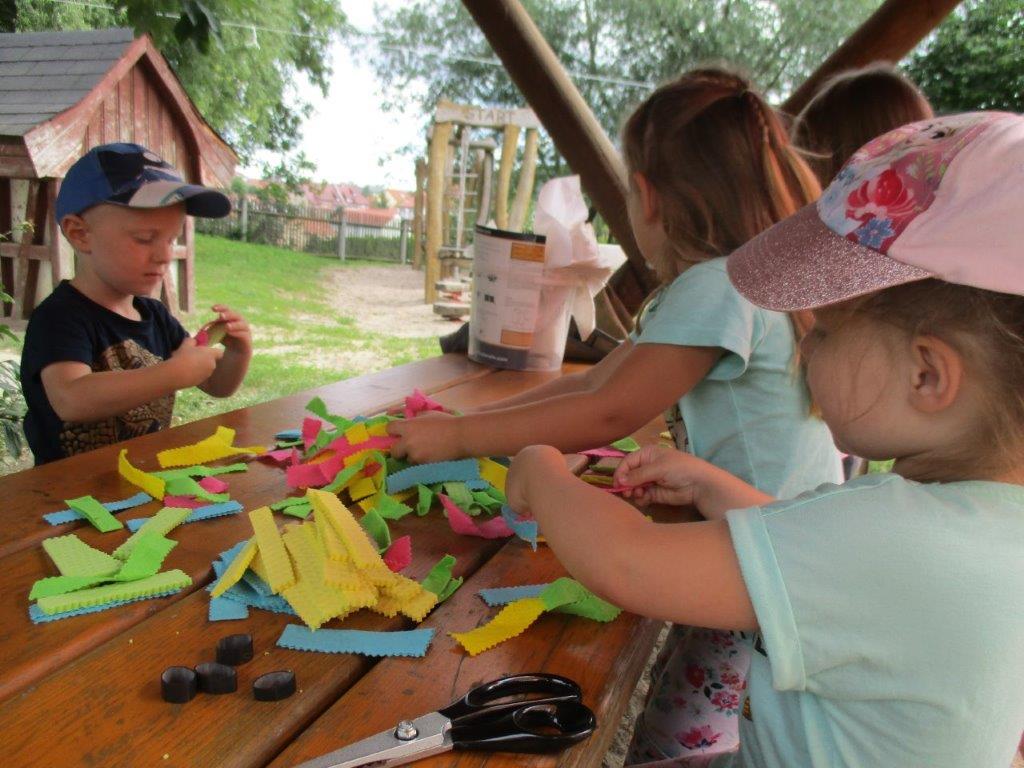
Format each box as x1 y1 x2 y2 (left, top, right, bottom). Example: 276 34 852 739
728 111 1024 311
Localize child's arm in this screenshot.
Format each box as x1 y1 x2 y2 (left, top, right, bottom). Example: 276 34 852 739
41 342 222 422
197 305 252 398
613 444 775 520
508 445 758 630
388 343 720 462
472 340 634 412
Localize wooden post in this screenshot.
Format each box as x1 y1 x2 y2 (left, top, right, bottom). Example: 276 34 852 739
46 179 63 291
399 219 410 264
461 0 656 312
783 0 962 116
13 180 42 320
336 207 347 262
509 127 539 232
412 158 426 269
477 148 494 226
425 121 453 303
495 124 520 230
239 194 249 242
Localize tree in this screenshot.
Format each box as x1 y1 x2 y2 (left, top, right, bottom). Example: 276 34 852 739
367 0 879 178
905 0 1023 113
15 0 347 166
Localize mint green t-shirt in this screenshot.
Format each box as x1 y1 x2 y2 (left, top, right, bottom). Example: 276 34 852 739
634 257 841 497
721 473 1024 768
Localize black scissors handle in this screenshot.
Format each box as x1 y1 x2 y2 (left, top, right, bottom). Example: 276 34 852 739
439 673 582 723
451 700 597 754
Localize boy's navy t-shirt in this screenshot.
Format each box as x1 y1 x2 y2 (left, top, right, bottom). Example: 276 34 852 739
20 281 188 464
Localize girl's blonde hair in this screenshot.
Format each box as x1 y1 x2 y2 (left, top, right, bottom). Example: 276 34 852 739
622 67 821 284
852 281 1024 480
791 63 933 185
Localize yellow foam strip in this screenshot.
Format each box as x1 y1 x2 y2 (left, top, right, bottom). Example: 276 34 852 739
369 594 402 618
280 526 347 629
314 505 348 563
347 476 378 502
307 490 382 570
249 507 295 593
210 538 257 598
450 597 546 656
366 421 389 438
400 590 439 623
119 449 166 500
342 449 373 468
343 422 370 445
156 426 266 468
478 458 508 493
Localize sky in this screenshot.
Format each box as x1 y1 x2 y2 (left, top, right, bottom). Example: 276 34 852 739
243 0 424 190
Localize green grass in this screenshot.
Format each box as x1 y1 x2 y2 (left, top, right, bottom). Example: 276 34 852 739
0 235 439 468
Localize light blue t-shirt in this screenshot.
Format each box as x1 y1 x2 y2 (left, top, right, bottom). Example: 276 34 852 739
633 257 841 497
721 473 1024 768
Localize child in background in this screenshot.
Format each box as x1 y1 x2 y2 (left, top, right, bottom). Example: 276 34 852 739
790 62 933 185
20 143 252 464
391 69 842 760
507 112 1024 768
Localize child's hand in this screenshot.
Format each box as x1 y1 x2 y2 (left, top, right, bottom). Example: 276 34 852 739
210 304 252 356
506 444 565 515
168 337 223 388
613 444 712 508
387 412 463 463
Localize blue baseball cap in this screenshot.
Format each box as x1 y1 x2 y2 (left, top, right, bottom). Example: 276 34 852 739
56 142 231 221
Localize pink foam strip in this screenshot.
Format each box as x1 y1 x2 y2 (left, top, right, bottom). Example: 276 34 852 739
326 434 397 458
198 476 229 494
262 448 293 464
581 447 627 458
382 535 412 573
162 495 206 509
302 418 323 449
286 461 331 489
404 388 446 419
439 494 514 539
600 483 652 495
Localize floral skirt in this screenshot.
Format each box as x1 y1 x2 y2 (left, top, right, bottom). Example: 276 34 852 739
626 626 749 766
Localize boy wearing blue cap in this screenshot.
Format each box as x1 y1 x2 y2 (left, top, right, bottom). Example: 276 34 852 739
20 143 252 464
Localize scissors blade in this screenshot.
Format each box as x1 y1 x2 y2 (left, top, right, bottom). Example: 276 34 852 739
291 712 453 768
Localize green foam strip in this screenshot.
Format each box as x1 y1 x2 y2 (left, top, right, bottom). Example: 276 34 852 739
611 437 641 452
154 463 247 481
36 569 192 615
306 396 354 430
271 496 311 511
112 507 190 561
416 484 433 516
282 502 313 519
163 475 230 502
42 534 120 578
541 578 622 622
66 496 123 533
373 494 413 521
420 554 462 602
360 508 391 553
321 457 369 494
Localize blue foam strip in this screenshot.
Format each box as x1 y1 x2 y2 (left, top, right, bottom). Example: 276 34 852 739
209 596 249 621
28 589 182 623
277 625 435 657
477 584 549 607
127 501 244 532
385 459 481 494
241 571 274 597
43 492 153 526
186 500 243 522
501 506 539 551
275 428 302 440
465 479 490 491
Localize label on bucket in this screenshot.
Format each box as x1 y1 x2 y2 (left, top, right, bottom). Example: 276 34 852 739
472 234 545 352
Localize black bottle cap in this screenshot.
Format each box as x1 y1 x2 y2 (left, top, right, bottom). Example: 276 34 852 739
216 633 254 666
253 670 296 701
161 666 198 703
195 662 238 694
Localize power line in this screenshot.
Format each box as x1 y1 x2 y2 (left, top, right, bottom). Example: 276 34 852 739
44 0 655 90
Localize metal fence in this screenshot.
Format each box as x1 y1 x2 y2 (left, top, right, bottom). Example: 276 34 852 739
195 196 413 263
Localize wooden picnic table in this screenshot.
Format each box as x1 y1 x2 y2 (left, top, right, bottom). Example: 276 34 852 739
0 353 678 768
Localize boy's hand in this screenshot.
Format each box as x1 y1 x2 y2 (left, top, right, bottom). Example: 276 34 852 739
387 412 462 463
210 304 252 355
168 337 223 388
612 444 712 508
507 444 565 516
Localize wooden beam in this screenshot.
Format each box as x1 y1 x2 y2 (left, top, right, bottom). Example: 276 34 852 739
424 121 453 303
495 124 520 230
509 127 539 232
461 0 656 304
783 0 962 115
412 158 426 269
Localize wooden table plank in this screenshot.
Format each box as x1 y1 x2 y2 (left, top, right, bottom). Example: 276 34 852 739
268 539 661 768
0 354 491 560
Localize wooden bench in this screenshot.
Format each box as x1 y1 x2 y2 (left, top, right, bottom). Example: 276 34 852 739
0 354 672 766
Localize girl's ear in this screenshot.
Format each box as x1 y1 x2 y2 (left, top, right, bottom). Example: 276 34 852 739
60 215 90 253
907 335 964 414
632 171 661 224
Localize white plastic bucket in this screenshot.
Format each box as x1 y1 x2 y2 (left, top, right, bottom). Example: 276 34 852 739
468 224 572 372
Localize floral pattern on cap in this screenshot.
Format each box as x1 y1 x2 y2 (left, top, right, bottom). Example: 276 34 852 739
817 113 1001 254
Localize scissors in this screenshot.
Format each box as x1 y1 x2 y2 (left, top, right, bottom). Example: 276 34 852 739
293 672 597 767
